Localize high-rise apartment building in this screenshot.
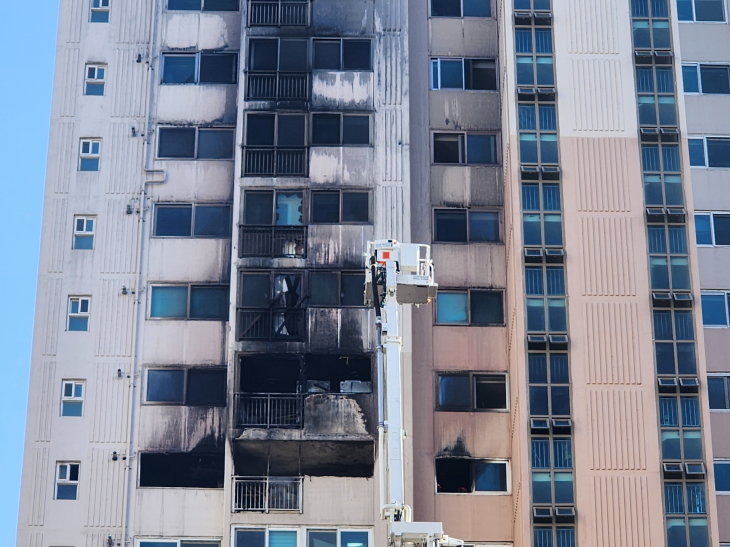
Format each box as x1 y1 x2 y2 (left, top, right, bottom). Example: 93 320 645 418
16 0 729 546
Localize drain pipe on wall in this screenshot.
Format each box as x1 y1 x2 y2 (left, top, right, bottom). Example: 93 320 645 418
121 0 164 544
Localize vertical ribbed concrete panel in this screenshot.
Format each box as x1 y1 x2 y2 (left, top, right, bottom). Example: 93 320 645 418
51 121 75 194
573 138 631 212
59 48 80 118
591 476 652 547
27 447 49 526
89 364 130 444
115 0 152 45
102 124 142 194
99 199 139 274
47 198 68 274
64 0 83 44
583 302 642 385
41 278 63 356
95 279 134 357
84 447 126 527
110 51 149 119
34 362 56 443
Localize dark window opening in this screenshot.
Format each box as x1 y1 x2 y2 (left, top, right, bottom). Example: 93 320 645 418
187 369 227 405
278 116 306 146
434 210 467 242
197 129 234 159
312 114 341 145
311 191 369 224
309 273 339 306
147 368 227 405
139 452 225 488
240 357 301 393
342 192 369 222
194 205 231 236
313 40 341 70
169 0 202 9
706 138 730 168
438 375 470 409
437 373 507 411
158 127 196 158
147 370 185 402
312 191 340 223
431 0 462 16
190 286 229 319
154 204 230 237
244 192 274 224
471 290 504 325
155 205 193 236
465 59 497 90
343 115 370 144
279 40 308 71
203 0 239 11
163 54 196 84
436 458 471 493
475 374 507 410
343 40 371 70
249 39 279 71
246 114 276 146
200 53 237 84
433 133 464 163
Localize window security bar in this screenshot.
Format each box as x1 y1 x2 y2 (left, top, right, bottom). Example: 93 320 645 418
235 393 303 428
232 476 304 512
239 226 307 258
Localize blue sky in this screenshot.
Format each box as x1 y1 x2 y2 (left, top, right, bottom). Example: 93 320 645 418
0 0 59 542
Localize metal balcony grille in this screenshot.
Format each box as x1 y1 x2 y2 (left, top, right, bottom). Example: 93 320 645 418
235 393 303 428
236 308 305 341
248 1 309 26
239 226 307 258
247 73 309 101
243 148 307 177
232 476 303 512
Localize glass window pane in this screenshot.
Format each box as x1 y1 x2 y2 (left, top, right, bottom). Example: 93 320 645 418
431 0 461 16
342 192 369 223
310 273 339 306
474 461 507 491
276 192 304 226
708 377 727 409
278 40 308 72
155 205 193 236
662 430 681 460
198 129 234 159
532 472 552 503
714 462 730 492
522 184 540 210
466 59 497 90
543 214 563 245
540 134 559 164
554 472 574 503
633 20 651 48
660 397 679 426
650 256 670 289
199 53 237 84
463 0 491 16
548 299 567 332
688 139 706 167
466 134 497 164
551 385 570 415
312 114 341 145
62 401 83 417
532 438 550 468
436 292 468 324
714 214 730 245
523 214 542 245
246 114 276 146
677 343 697 375
340 532 368 547
700 65 730 94
341 273 366 306
670 257 690 290
236 531 266 547
529 354 548 383
439 59 464 88
688 518 709 547
239 274 270 308
525 267 544 295
530 386 549 415
471 290 504 325
527 298 546 332
79 158 100 171
656 342 676 374
163 55 196 84
269 531 297 547
434 133 464 163
438 375 470 408
74 235 94 249
553 438 572 468
168 0 202 10
534 29 553 53
665 483 685 514
277 115 306 146
516 56 534 85
314 40 341 70
520 133 539 163
695 214 712 244
342 40 371 70
695 0 725 21
434 210 467 242
701 294 727 326
676 0 693 19
682 430 703 459
342 116 370 145
194 206 231 237
534 528 553 547
309 532 337 547
150 286 188 318
550 354 569 383
475 375 507 410
186 369 227 405
515 29 533 53
147 370 185 402
706 138 730 167
666 518 687 547
245 192 273 225
535 56 554 85
519 105 536 130
158 128 196 158
312 192 340 223
190 286 229 319
652 20 671 48
56 484 78 499
469 212 499 242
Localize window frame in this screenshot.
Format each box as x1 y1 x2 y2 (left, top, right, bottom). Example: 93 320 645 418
429 57 498 91
700 291 730 327
434 458 511 495
161 51 238 85
682 62 730 94
677 0 727 23
435 371 509 412
687 136 730 168
432 208 502 244
55 462 80 500
435 288 505 326
310 113 372 147
708 375 730 410
79 139 102 171
84 64 106 95
714 459 730 493
166 0 241 11
67 296 91 331
309 189 372 225
148 283 230 321
73 215 96 250
152 202 232 238
431 131 501 165
231 527 373 547
428 0 494 18
312 38 373 72
61 380 85 417
144 366 227 406
157 126 236 160
307 271 368 308
90 0 111 22
136 538 222 547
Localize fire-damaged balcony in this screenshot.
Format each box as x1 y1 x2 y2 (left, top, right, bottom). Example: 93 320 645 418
243 147 308 177
239 226 307 258
247 73 310 102
232 476 303 512
232 354 375 481
248 0 310 27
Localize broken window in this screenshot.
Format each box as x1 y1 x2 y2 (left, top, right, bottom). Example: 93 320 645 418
313 39 371 70
309 272 366 307
311 190 370 223
437 373 507 411
431 58 497 90
240 356 301 393
139 452 225 488
158 127 235 159
61 380 84 416
436 458 508 493
150 285 229 320
146 368 226 405
433 132 498 164
243 190 304 226
56 462 80 499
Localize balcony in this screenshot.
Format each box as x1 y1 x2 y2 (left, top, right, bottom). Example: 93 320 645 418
247 73 309 101
243 147 308 177
237 308 305 341
239 226 307 258
232 476 303 512
235 393 303 428
248 1 309 26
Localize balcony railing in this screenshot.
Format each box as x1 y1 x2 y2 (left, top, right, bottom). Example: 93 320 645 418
235 393 303 428
247 73 309 101
233 476 303 512
243 147 308 177
237 308 305 341
249 1 309 26
239 226 307 258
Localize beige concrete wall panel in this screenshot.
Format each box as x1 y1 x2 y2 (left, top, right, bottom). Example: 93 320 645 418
429 166 503 207
312 73 374 111
678 26 730 63
566 0 619 54
569 59 625 132
155 162 234 202
42 278 63 356
578 216 637 296
589 476 654 547
146 239 231 281
432 326 508 370
584 302 642 384
95 279 134 357
163 14 199 48
27 447 50 526
27 532 43 547
587 389 647 470
307 308 375 352
111 50 149 119
84 447 125 527
434 495 514 543
428 91 501 131
48 199 69 274
703 329 730 372
65 0 83 44
433 413 511 457
135 489 224 536
684 95 730 135
691 170 730 211
374 184 406 241
142 321 226 364
35 362 56 443
710 413 730 456
115 0 152 45
309 147 374 185
163 13 239 50
427 19 499 58
379 36 404 106
313 0 373 34
572 138 631 212
432 244 506 287
717 495 730 542
306 224 372 267
89 363 130 443
380 110 405 182
100 199 140 274
157 85 238 125
85 531 124 547
51 122 75 194
698 247 730 289
59 48 81 117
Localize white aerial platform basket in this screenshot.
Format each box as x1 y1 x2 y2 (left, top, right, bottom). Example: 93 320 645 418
364 240 438 306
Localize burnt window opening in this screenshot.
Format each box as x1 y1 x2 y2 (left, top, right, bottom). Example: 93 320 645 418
313 39 372 71
244 190 305 226
437 373 507 411
309 272 366 307
312 114 370 146
146 368 227 405
139 452 225 488
249 39 309 72
238 355 372 394
435 458 508 493
245 113 306 147
311 190 370 223
242 189 370 225
239 272 304 309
